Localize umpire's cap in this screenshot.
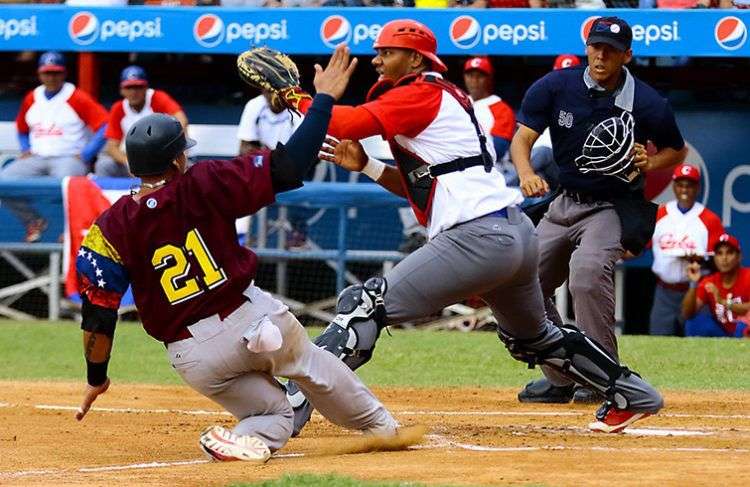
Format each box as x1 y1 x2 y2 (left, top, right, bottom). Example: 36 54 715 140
125 114 196 177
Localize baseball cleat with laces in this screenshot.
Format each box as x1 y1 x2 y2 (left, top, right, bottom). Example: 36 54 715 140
588 401 652 433
199 425 271 462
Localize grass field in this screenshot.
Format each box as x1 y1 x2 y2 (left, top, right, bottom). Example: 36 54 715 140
2 320 749 486
1 320 748 390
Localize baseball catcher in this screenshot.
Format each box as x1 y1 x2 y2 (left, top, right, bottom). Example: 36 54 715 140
237 20 663 438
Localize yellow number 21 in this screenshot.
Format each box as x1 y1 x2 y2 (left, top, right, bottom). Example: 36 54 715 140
151 228 227 305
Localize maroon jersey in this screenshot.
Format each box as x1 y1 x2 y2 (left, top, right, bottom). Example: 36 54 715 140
76 151 274 343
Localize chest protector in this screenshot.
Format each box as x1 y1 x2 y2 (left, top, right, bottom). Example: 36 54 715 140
366 74 493 226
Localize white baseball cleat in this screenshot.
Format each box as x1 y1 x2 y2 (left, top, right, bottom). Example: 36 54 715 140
199 425 271 462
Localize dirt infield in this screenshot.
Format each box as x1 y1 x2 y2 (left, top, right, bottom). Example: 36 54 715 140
1 381 748 486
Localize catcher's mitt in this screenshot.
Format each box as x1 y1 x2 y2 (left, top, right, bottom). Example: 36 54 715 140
236 47 311 113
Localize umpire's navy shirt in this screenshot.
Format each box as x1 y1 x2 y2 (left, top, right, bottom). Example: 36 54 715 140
518 65 685 197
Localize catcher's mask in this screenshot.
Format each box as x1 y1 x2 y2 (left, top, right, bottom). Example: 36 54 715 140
125 113 196 177
373 19 447 73
575 111 636 182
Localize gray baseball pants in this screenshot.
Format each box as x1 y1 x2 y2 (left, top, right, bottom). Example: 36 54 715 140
385 208 552 342
0 155 88 225
167 284 397 452
649 284 686 336
536 194 623 385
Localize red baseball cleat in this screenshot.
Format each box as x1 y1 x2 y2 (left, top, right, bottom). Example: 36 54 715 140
589 402 652 433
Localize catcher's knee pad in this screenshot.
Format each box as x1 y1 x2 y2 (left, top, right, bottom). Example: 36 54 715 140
498 324 633 409
304 277 388 367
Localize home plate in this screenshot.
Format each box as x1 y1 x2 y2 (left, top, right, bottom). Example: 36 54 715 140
624 428 712 437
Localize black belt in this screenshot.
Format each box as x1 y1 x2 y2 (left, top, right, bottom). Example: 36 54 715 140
408 155 488 184
562 189 612 205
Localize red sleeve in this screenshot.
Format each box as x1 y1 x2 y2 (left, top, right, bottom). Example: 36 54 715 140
105 101 125 141
359 83 442 140
67 88 109 131
150 90 182 115
15 91 34 134
298 97 385 140
699 209 725 251
489 100 515 140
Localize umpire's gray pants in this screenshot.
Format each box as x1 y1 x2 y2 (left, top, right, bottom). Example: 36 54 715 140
385 207 553 342
167 284 397 452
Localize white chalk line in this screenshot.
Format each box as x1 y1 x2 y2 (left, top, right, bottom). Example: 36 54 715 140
18 404 750 421
0 459 209 479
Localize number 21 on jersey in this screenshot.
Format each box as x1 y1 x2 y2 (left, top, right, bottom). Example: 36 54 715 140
151 228 227 305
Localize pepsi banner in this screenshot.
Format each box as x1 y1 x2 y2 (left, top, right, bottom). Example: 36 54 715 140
0 6 747 57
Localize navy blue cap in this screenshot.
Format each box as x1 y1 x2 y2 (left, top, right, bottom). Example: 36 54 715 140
120 65 148 87
587 17 633 52
38 51 66 73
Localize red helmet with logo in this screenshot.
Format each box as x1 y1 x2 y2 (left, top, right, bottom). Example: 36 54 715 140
373 19 447 73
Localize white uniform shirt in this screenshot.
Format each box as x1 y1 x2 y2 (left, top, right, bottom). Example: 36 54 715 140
237 94 303 150
651 201 724 284
24 83 90 157
385 76 522 239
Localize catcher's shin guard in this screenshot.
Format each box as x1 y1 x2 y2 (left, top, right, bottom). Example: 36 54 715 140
497 324 660 411
287 277 388 436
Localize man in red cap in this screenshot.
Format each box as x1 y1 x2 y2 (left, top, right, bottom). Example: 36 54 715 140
276 26 662 437
553 54 582 71
650 163 724 336
1 51 108 242
463 56 515 162
682 234 750 338
100 65 188 177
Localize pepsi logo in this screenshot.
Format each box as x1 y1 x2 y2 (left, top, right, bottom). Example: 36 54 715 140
580 16 600 45
715 16 747 51
320 15 351 49
68 11 99 46
450 15 481 50
194 14 225 48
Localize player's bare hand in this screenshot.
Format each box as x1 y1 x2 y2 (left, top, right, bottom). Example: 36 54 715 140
686 261 702 283
519 173 549 198
75 377 110 421
319 137 368 172
632 143 650 171
313 44 358 101
704 282 720 300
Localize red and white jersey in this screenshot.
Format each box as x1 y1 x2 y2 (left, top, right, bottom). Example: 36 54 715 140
471 94 515 143
16 82 108 157
362 74 523 238
105 89 182 142
651 200 724 283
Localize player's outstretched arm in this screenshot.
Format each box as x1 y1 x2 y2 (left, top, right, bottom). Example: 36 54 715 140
319 137 405 197
75 296 116 421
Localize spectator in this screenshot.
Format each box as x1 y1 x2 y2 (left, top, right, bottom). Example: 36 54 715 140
682 234 750 338
463 56 515 162
100 65 187 177
650 164 724 336
237 90 302 155
0 51 107 242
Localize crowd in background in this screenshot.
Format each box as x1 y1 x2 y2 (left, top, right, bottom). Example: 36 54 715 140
0 0 747 9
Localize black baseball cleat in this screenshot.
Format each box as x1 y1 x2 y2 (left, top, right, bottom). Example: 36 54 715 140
572 386 601 404
517 377 574 404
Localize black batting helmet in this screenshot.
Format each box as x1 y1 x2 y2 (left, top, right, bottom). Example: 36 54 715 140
575 111 636 182
125 114 196 177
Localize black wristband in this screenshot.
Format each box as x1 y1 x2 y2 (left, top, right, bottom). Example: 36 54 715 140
86 358 109 387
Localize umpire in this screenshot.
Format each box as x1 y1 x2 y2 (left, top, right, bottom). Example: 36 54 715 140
510 17 687 404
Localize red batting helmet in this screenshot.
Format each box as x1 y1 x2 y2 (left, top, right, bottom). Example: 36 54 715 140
373 19 447 73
